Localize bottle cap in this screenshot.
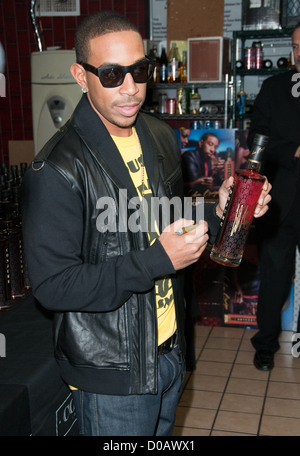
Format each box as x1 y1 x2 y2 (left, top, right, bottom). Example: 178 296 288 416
249 134 268 164
253 133 268 148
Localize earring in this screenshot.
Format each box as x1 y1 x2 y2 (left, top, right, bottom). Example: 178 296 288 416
82 87 87 93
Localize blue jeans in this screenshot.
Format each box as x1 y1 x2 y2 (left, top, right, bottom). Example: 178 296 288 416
72 345 185 436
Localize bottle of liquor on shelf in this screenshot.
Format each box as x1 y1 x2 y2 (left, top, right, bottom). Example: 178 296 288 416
180 50 187 83
236 81 246 116
160 47 168 82
210 133 268 267
189 85 201 114
168 43 180 83
149 46 161 83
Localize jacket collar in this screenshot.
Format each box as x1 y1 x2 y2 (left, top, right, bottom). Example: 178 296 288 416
71 94 157 200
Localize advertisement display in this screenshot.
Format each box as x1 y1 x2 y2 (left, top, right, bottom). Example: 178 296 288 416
176 127 264 327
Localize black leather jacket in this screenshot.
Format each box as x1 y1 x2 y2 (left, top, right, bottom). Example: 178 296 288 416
21 95 220 395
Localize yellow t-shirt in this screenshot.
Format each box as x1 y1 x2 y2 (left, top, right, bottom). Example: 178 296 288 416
112 128 176 346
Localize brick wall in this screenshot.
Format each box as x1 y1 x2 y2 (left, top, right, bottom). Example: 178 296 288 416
0 0 148 163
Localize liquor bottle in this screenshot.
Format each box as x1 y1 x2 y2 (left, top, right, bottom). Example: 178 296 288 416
160 47 168 82
189 85 201 114
149 46 161 83
180 50 187 83
168 43 180 83
236 81 246 116
210 133 268 267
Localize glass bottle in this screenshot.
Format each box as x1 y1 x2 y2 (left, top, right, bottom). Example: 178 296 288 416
1 220 26 300
149 46 161 83
0 234 12 311
180 50 187 83
189 85 201 114
168 43 180 83
160 47 168 83
236 80 246 116
210 133 268 267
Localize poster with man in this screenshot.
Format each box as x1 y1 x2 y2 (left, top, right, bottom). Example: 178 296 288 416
176 128 236 200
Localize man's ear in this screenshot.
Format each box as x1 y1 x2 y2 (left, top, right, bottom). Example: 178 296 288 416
70 63 87 91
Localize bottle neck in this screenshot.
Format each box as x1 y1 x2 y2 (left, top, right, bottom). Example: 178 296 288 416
246 160 261 173
246 146 264 172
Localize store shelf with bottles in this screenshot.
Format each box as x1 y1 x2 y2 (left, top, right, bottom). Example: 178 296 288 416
232 28 293 126
148 82 225 90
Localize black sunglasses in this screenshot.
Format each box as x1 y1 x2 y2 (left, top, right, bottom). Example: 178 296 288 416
81 57 155 88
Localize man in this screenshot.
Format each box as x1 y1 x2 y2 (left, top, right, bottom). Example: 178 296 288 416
21 11 271 435
248 23 300 371
181 132 224 190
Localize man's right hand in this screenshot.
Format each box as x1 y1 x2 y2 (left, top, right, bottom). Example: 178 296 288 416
158 219 209 271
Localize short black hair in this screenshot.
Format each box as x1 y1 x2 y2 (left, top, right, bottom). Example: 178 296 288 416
200 132 219 143
75 10 140 64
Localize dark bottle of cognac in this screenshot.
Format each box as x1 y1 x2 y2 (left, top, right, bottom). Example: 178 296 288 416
210 133 269 267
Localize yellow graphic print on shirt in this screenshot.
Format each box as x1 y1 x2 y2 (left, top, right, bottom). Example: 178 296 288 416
112 128 176 346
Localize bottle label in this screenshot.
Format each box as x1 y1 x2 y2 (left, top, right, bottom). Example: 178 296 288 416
213 182 235 246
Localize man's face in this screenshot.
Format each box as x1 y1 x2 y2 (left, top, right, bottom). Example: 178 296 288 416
180 129 190 147
292 27 300 73
199 135 219 158
83 30 147 137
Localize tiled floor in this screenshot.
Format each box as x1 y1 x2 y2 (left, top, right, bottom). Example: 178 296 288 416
173 325 300 436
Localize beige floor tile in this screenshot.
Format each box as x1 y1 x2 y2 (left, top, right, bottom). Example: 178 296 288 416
270 366 300 383
264 397 300 418
226 377 268 396
235 350 254 365
231 363 269 381
173 426 210 436
179 389 222 409
279 331 294 342
194 325 212 337
242 329 258 340
220 393 264 414
259 415 300 436
185 373 228 392
238 338 255 351
210 326 244 339
213 410 260 434
175 406 216 429
194 335 209 349
177 324 300 436
194 360 232 377
278 341 294 355
205 337 241 351
274 353 300 369
211 430 255 436
267 381 300 400
200 348 237 363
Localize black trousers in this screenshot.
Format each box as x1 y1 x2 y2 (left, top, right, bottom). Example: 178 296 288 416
251 183 300 353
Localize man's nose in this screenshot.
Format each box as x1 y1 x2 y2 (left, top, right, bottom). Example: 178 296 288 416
120 72 139 95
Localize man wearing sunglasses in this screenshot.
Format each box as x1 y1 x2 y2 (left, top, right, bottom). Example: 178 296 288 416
21 10 271 436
